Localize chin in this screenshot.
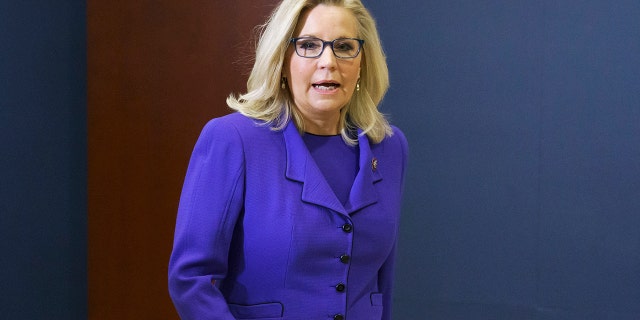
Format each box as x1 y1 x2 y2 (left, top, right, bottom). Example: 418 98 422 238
310 104 344 113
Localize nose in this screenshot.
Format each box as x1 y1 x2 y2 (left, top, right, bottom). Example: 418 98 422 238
317 43 337 69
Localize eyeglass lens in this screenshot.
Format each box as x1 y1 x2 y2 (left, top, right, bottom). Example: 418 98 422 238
293 38 362 58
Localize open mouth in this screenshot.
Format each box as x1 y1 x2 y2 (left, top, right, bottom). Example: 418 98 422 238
312 82 341 91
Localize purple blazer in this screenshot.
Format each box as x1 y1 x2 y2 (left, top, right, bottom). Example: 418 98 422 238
169 112 408 320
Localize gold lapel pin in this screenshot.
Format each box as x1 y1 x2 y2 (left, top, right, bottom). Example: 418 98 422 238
371 157 378 171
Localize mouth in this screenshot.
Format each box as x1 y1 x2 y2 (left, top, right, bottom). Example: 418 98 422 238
312 81 341 91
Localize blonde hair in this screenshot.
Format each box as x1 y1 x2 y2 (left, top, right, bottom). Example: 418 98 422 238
226 0 392 144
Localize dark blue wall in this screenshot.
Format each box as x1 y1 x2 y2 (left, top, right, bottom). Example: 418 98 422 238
367 1 640 319
0 2 87 319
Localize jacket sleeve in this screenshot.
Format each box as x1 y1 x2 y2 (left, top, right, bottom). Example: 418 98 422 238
378 238 398 320
379 127 409 320
168 118 245 319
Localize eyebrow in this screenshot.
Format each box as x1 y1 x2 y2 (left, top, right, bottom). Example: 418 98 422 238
296 34 356 39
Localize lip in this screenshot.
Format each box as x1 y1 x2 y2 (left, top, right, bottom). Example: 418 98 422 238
312 80 341 94
313 79 341 85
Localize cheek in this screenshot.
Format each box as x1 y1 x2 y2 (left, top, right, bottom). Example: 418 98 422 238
343 65 361 85
288 63 312 87
345 60 362 79
283 50 297 78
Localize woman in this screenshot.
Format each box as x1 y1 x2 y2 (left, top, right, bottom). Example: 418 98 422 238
168 0 408 319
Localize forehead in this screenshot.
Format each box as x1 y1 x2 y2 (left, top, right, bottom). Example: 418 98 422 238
294 4 358 38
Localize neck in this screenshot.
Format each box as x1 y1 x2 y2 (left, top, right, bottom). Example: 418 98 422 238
298 112 340 136
305 122 340 135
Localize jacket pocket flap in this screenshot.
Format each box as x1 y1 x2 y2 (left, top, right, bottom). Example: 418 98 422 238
370 293 384 306
229 302 284 319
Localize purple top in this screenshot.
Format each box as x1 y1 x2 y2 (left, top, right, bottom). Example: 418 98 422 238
302 133 358 206
168 113 409 320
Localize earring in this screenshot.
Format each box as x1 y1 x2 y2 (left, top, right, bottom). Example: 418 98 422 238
356 80 360 92
281 77 287 89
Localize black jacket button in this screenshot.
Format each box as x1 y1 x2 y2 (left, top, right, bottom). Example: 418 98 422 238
334 314 344 320
339 254 350 264
335 283 346 292
341 224 353 233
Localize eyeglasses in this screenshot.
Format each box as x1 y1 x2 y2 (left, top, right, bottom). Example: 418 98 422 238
290 37 364 59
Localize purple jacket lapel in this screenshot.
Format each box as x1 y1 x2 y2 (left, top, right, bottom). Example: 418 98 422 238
347 129 383 213
283 120 382 215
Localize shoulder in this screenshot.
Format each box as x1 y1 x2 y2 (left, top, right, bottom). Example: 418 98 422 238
197 112 283 155
193 113 253 153
203 112 266 132
370 125 409 173
376 125 409 155
200 112 273 141
390 125 408 150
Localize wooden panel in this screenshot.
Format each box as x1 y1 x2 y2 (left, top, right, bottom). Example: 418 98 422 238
87 1 277 318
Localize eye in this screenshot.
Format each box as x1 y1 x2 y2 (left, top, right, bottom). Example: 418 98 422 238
333 39 357 53
297 39 321 50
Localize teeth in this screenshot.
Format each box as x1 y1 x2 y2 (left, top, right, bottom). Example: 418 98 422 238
314 84 338 90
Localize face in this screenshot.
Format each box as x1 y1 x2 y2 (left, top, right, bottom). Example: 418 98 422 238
284 4 362 134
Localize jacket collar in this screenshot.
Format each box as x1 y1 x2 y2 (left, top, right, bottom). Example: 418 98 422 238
284 120 382 215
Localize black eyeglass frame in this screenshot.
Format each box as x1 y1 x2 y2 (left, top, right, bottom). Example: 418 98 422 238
289 37 365 59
